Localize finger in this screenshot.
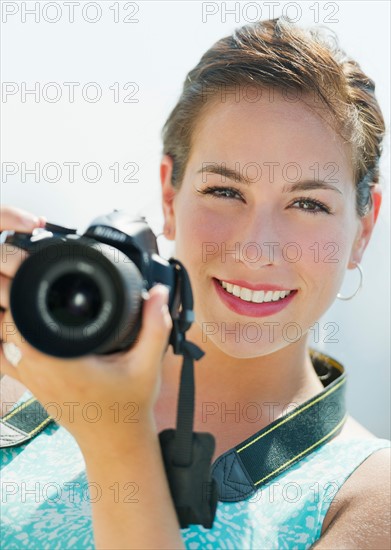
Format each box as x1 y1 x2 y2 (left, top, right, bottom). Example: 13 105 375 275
0 309 30 383
0 205 46 233
0 274 11 310
0 308 24 348
0 244 29 278
133 285 172 362
0 311 23 381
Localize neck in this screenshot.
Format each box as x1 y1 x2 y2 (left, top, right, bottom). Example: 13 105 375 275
155 324 325 457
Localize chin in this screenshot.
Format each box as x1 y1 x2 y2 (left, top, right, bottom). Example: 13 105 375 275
207 333 290 359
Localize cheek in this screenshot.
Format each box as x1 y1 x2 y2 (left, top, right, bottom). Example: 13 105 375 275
298 231 344 265
294 221 355 298
175 203 234 265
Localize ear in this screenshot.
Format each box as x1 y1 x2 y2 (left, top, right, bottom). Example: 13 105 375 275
349 185 382 267
160 154 177 240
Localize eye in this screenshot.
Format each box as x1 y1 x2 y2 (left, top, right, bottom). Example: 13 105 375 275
197 185 245 201
289 197 332 215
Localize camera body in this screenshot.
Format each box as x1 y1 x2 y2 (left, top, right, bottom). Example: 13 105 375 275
5 210 185 358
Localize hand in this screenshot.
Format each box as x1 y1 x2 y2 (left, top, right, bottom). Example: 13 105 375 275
0 205 173 452
0 204 46 380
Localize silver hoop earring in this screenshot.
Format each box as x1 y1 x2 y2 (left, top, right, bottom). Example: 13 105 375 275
337 262 363 301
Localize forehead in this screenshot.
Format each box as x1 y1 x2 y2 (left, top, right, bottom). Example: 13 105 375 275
189 91 353 181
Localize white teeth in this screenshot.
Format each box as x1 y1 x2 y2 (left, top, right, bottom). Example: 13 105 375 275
252 290 264 303
218 279 292 304
240 287 252 301
232 285 241 297
264 291 273 302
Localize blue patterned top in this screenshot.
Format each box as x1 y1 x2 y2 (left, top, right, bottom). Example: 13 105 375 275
1 392 390 550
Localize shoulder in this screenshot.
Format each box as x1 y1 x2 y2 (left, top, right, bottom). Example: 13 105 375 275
319 415 391 545
316 446 390 548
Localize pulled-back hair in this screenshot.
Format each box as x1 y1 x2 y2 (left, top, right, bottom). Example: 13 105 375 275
162 18 385 217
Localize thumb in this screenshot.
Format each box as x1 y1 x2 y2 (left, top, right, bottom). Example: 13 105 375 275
135 284 172 359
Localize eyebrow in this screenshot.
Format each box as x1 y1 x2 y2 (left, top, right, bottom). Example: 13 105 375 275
197 164 343 195
198 164 251 185
282 181 343 195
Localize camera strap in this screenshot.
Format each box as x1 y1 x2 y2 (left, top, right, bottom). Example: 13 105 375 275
159 258 218 528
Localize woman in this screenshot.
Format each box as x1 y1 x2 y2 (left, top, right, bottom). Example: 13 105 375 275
1 18 390 549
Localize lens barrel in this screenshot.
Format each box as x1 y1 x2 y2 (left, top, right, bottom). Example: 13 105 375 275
10 238 144 357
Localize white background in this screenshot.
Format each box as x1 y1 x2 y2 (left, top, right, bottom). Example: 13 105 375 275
1 0 390 437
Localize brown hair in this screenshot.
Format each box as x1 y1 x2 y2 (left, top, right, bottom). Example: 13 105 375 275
162 18 385 217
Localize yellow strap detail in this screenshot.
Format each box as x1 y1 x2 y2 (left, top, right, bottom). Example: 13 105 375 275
26 416 53 438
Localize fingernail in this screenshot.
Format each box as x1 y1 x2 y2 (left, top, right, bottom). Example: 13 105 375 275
3 342 23 367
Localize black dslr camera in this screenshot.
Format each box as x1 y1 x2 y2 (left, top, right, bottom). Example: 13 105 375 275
5 210 189 358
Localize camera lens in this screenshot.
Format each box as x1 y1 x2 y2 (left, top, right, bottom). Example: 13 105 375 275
46 273 102 327
10 238 145 357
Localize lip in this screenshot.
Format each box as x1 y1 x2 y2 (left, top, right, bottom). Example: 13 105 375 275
212 277 298 318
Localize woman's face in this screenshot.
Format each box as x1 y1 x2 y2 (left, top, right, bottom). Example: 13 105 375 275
162 90 377 358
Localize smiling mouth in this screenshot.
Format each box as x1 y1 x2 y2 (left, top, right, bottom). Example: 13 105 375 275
214 278 297 304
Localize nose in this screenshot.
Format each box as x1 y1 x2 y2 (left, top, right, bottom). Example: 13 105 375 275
238 241 274 269
236 212 282 270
